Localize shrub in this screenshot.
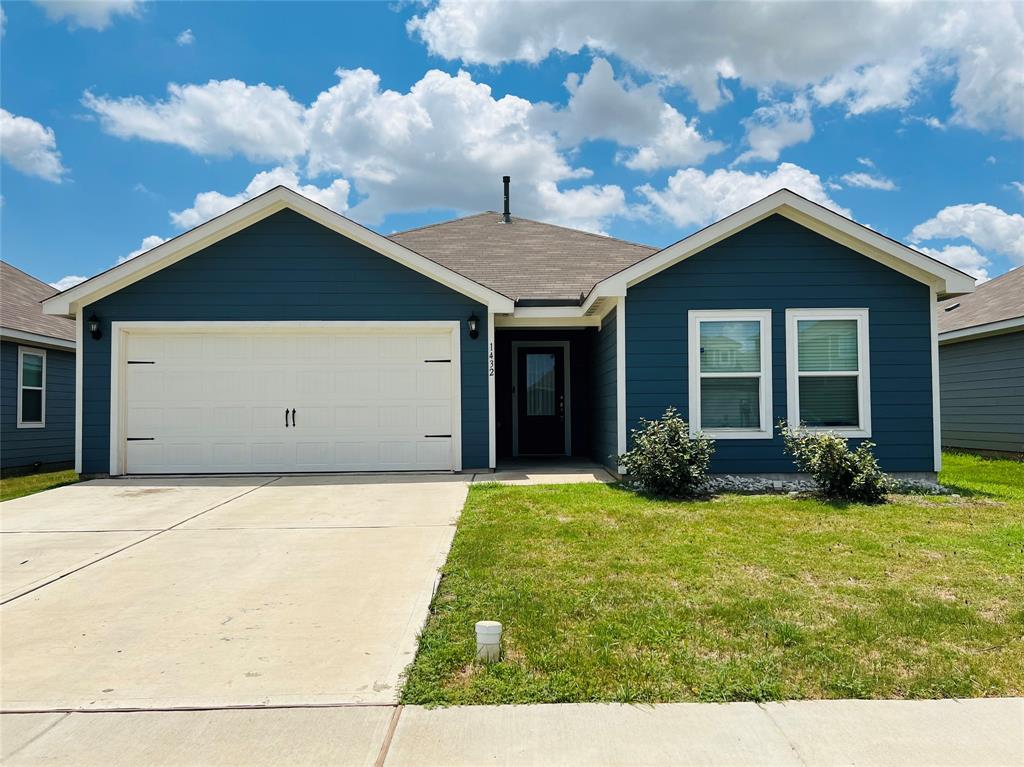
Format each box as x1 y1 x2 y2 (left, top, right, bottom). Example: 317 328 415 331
779 421 892 503
618 407 715 498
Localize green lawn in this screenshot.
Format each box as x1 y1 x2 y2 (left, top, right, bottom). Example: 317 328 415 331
0 469 79 502
402 452 1024 705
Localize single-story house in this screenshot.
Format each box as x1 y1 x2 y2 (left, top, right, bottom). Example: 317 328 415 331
938 266 1023 457
42 183 974 479
1 261 77 474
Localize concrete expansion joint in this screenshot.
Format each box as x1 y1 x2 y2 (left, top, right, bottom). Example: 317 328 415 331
374 704 403 767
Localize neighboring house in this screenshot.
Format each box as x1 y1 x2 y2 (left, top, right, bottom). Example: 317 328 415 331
938 267 1023 457
42 184 973 479
1 261 77 474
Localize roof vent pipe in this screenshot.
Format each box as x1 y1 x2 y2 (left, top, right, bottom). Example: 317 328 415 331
502 176 511 223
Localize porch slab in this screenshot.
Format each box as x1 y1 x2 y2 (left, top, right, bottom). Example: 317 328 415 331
480 463 616 485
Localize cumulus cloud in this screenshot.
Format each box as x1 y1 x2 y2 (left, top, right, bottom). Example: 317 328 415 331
0 109 67 182
532 58 723 171
176 28 194 46
840 171 897 191
169 167 350 229
49 274 88 291
917 244 990 282
120 234 167 263
83 67 632 231
911 203 1024 265
734 95 813 164
83 79 308 162
636 162 850 229
34 0 141 30
408 0 1024 136
50 233 167 293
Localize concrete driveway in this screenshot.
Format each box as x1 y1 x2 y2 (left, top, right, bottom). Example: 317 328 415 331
0 474 467 711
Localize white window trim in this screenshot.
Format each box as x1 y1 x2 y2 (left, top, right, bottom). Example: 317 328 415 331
17 346 46 429
687 309 773 440
785 308 871 438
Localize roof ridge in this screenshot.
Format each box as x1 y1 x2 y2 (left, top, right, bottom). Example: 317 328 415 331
389 211 497 237
391 211 657 251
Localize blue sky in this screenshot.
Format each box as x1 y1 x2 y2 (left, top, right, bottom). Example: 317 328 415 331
1 0 1022 290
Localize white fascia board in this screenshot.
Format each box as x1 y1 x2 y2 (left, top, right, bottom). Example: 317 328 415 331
592 189 976 298
43 187 514 317
496 315 602 328
938 316 1024 345
0 327 76 350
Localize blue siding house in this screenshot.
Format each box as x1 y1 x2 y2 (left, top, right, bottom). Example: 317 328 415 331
42 185 973 478
1 261 77 474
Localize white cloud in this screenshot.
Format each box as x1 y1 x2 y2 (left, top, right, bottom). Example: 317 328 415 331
0 109 67 182
49 274 87 291
305 67 626 229
34 0 140 30
83 79 307 162
637 162 850 229
911 203 1024 268
119 234 166 263
531 58 723 171
734 95 813 164
917 244 991 282
176 28 194 46
857 157 875 168
1011 181 1024 197
50 233 166 293
169 167 351 230
840 171 897 191
408 1 1024 136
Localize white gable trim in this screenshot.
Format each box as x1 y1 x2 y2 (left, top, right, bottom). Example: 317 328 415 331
588 189 975 301
43 186 515 317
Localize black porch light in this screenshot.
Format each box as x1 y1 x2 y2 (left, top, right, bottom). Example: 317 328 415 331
88 312 102 341
467 313 480 340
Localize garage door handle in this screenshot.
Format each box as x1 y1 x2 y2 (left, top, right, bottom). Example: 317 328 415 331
291 408 297 427
285 408 290 428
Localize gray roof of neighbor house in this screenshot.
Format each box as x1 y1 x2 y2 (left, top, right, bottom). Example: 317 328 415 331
0 261 76 342
937 266 1023 334
390 212 658 302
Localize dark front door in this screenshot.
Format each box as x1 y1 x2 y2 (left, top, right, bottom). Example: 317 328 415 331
516 346 566 455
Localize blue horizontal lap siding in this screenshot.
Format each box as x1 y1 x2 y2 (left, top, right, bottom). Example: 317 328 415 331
0 340 75 470
82 209 488 473
593 307 618 469
625 214 934 473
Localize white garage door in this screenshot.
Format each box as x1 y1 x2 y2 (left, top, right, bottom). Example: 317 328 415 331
119 325 459 474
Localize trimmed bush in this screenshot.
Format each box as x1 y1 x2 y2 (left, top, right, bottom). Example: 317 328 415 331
618 407 715 498
779 421 892 503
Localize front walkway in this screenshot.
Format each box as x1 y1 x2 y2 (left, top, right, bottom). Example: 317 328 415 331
3 698 1020 766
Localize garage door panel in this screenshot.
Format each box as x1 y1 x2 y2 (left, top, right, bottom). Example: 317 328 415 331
122 327 457 474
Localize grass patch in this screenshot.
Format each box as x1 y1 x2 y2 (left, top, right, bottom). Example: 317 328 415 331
939 451 1024 501
403 455 1024 705
0 470 79 502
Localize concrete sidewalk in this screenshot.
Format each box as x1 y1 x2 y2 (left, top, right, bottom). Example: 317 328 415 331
3 698 1021 766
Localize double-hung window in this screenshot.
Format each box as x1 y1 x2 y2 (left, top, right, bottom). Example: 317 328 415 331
17 347 46 429
688 310 772 439
785 309 871 437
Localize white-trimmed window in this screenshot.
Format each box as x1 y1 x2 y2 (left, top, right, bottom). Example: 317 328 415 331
785 308 871 437
687 310 772 439
17 347 46 428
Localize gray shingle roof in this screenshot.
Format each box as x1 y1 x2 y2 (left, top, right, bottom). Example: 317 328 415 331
0 261 76 342
938 266 1023 334
390 212 657 302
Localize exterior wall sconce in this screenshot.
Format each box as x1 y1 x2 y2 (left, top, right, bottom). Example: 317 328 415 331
88 312 102 340
467 313 480 340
